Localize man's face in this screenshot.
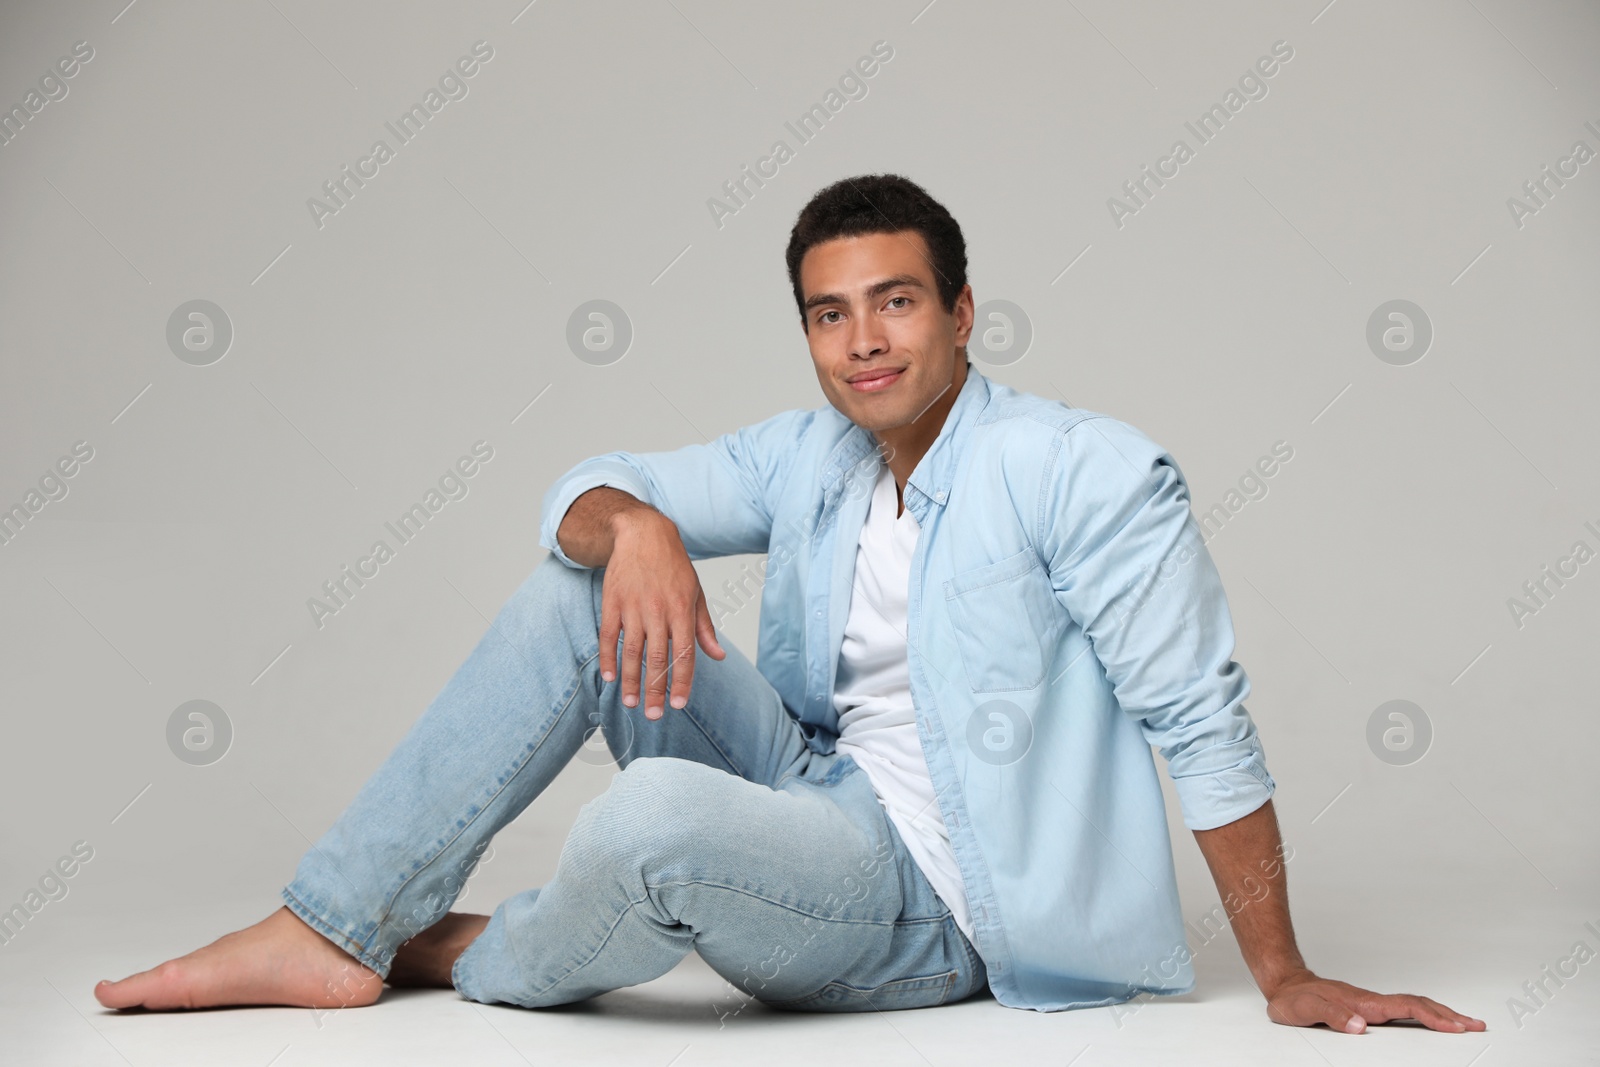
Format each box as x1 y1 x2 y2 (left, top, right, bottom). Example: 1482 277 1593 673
798 230 973 435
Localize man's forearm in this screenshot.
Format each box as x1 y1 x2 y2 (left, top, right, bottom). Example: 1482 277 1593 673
1191 798 1308 998
556 486 669 568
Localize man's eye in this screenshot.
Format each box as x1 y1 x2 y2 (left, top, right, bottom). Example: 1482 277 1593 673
887 296 908 309
819 311 840 324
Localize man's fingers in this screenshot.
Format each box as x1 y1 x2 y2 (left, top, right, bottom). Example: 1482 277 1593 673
642 610 672 720
1358 992 1480 1032
1267 991 1363 1033
1313 993 1367 1034
1270 981 1486 1035
1418 994 1487 1030
656 597 721 714
696 596 726 662
665 610 700 711
600 556 725 718
618 608 646 711
598 596 620 684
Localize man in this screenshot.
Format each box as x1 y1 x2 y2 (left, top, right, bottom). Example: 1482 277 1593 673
97 174 1484 1032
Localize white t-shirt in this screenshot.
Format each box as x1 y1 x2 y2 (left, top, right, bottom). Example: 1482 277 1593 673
833 463 976 943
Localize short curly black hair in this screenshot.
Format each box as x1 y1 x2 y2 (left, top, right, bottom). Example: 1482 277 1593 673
784 174 968 332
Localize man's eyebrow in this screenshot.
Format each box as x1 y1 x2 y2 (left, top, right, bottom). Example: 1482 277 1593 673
802 274 928 313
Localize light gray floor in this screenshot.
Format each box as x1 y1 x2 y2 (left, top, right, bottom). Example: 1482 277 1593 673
6 875 1595 1066
5 725 1597 1066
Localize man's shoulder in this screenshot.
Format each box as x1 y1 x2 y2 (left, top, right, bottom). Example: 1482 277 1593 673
974 380 1164 468
977 380 1096 434
735 398 852 449
720 400 860 489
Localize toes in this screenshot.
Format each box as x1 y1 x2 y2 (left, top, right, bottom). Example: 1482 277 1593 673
94 961 196 1011
94 973 154 1010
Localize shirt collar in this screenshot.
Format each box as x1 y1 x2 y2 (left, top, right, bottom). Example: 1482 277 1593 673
821 359 990 511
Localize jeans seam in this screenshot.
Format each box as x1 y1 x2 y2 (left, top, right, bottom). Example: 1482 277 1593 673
956 918 987 997
366 658 589 958
281 885 389 976
524 888 654 1001
766 967 961 1010
519 882 918 1008
586 565 750 775
585 642 746 781
658 691 743 777
644 877 906 927
520 877 903 1003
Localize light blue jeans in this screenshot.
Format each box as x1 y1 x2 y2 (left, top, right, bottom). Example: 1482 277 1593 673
282 553 988 1013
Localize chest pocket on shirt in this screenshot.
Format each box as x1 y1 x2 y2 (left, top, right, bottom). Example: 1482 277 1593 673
942 546 1063 693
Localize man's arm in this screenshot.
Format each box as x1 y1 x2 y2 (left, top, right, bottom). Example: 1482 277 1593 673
1038 415 1485 1033
537 407 815 570
550 484 729 718
537 406 816 714
1193 797 1486 1033
554 485 666 569
1036 416 1277 833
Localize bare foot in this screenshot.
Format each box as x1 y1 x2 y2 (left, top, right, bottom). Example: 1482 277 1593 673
386 912 490 988
94 906 384 1011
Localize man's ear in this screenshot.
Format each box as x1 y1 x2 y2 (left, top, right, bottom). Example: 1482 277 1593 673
953 284 975 347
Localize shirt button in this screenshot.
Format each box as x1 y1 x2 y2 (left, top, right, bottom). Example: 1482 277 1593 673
935 489 947 502
814 609 823 617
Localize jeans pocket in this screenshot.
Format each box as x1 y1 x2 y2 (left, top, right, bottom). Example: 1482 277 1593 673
764 968 959 1013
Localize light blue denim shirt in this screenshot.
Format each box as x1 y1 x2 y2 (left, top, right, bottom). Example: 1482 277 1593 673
538 360 1276 1012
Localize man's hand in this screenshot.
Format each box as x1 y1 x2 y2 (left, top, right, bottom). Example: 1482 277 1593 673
599 510 725 720
1262 969 1486 1034
1191 799 1487 1034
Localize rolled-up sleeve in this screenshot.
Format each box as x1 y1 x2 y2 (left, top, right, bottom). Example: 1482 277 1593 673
538 407 814 570
1037 415 1275 831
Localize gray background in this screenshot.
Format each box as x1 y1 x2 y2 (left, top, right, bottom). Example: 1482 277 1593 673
2 1 1596 1064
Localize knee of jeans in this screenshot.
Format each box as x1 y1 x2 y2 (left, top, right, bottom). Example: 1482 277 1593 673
529 551 598 602
562 758 730 882
515 553 601 631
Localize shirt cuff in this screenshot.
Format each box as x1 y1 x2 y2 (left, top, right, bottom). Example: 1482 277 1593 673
538 460 653 570
1171 739 1277 831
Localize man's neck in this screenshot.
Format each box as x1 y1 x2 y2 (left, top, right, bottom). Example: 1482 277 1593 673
872 357 968 505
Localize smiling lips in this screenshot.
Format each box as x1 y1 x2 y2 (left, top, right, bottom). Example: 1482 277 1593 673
847 367 904 392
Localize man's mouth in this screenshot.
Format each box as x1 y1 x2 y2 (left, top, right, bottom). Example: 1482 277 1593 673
847 367 905 393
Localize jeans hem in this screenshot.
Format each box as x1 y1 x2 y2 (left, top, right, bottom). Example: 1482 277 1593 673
281 885 392 978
